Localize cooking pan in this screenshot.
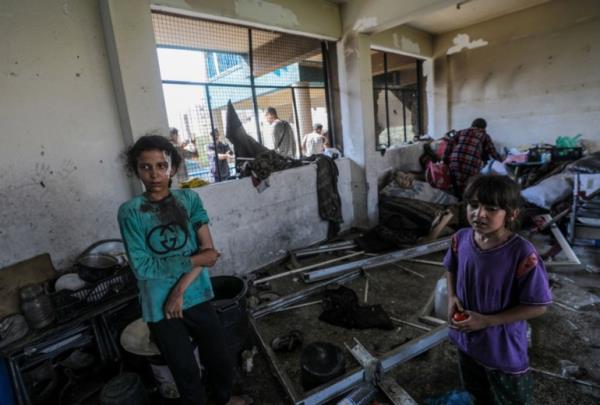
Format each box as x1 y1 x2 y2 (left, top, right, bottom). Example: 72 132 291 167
76 253 120 283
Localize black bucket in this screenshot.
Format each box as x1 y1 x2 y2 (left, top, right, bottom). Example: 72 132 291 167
210 276 248 358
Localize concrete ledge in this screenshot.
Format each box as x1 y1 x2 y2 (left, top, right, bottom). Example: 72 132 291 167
194 158 354 275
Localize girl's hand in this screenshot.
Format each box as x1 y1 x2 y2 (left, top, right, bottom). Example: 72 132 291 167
451 310 489 332
199 248 220 267
164 291 184 319
447 295 464 322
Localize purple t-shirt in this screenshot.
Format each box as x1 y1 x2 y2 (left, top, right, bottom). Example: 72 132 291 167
444 228 552 373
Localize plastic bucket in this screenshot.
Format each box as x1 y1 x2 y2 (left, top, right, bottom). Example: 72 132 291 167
210 276 248 358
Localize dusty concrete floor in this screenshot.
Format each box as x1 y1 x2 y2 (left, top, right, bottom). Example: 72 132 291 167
236 236 600 404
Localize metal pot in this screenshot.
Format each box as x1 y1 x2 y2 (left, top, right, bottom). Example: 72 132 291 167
300 342 346 391
20 284 55 329
76 253 120 283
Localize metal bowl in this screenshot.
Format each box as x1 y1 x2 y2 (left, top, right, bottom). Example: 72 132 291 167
76 253 119 283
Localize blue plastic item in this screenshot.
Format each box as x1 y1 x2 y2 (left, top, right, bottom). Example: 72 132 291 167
0 359 15 405
425 389 473 405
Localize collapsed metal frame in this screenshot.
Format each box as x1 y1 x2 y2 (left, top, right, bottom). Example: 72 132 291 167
251 316 447 405
250 238 452 404
302 238 450 283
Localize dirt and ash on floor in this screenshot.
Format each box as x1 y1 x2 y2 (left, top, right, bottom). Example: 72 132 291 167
233 238 600 405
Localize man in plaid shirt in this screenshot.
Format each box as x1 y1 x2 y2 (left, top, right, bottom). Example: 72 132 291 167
443 118 500 197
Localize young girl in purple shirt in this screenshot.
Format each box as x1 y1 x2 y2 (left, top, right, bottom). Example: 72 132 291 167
444 175 552 404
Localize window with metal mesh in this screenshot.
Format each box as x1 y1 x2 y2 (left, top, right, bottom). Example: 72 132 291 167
371 50 424 150
152 12 333 184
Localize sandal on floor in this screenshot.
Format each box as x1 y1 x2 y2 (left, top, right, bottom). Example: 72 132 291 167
271 330 303 352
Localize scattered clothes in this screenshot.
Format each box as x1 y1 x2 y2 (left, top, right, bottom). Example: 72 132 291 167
393 171 416 189
319 286 394 330
245 150 302 181
306 155 344 238
360 196 452 251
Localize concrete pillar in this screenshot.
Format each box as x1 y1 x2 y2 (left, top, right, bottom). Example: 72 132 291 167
337 32 379 228
293 84 313 145
100 0 169 193
100 0 168 144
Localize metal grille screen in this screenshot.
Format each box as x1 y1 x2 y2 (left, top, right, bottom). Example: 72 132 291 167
371 50 423 149
152 12 331 183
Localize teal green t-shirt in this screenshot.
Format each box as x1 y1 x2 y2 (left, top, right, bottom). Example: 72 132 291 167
118 189 214 322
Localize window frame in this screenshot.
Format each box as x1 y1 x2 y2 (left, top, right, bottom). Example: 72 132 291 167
153 11 337 183
371 49 424 151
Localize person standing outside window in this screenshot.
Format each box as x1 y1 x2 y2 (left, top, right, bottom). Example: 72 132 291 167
206 128 233 182
301 123 327 157
265 106 296 158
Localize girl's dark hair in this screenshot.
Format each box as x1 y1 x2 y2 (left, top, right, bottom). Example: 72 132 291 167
126 134 182 176
464 175 522 229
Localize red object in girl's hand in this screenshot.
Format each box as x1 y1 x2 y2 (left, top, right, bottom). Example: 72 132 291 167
452 311 469 322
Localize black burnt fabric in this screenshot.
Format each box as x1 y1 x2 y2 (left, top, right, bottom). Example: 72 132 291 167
225 101 268 162
245 150 302 180
319 286 394 330
306 155 344 238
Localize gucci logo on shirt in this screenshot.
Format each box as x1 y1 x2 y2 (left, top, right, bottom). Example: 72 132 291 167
146 222 188 254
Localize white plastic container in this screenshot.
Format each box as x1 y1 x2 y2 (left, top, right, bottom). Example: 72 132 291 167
433 277 448 320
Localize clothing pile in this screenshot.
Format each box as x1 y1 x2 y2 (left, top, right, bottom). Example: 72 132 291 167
319 286 394 330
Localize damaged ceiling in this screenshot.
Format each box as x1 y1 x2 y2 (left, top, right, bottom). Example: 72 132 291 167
407 0 551 34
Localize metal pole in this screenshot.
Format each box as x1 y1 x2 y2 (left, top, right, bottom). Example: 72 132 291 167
249 318 300 403
383 52 391 148
291 86 302 158
251 270 362 319
253 251 364 285
321 41 335 148
298 326 448 404
416 59 423 137
303 238 451 283
205 84 221 182
401 90 407 143
293 240 357 257
248 29 263 144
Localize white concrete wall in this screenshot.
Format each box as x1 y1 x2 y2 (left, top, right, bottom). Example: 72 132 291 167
0 0 131 268
433 0 600 152
196 158 355 275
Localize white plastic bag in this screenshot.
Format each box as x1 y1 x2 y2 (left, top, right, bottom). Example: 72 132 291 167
521 173 572 209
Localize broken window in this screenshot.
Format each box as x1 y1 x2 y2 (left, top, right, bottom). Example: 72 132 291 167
371 50 424 150
152 12 335 184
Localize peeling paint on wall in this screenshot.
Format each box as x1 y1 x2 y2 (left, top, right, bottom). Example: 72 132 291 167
447 33 488 55
353 16 378 32
234 0 299 27
393 33 421 55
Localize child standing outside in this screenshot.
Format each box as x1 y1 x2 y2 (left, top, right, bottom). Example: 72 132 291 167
118 135 248 405
444 175 552 404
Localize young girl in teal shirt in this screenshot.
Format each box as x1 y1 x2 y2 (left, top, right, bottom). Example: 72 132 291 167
118 135 247 405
